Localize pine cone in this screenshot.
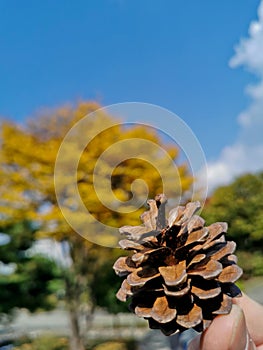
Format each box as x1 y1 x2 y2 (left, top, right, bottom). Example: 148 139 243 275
113 194 243 335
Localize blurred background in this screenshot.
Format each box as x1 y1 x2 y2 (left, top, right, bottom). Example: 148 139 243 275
0 1 263 349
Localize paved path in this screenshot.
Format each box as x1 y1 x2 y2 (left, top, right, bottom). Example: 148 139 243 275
244 277 263 304
0 309 147 343
0 281 262 349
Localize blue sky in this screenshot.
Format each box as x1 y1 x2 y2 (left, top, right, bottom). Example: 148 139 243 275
1 0 263 190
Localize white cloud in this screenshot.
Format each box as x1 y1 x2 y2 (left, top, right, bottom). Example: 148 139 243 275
229 1 263 73
207 144 263 191
206 0 263 192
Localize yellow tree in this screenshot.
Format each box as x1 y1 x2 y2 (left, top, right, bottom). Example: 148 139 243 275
0 102 193 349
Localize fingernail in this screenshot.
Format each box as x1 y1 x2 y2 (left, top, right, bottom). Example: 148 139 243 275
230 305 256 350
245 333 257 350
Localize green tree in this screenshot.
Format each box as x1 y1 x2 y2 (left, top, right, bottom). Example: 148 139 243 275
203 172 263 278
0 221 61 319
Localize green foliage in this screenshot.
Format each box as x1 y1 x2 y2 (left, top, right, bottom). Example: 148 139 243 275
0 221 61 316
203 172 263 250
0 221 33 263
89 248 130 314
236 251 263 279
13 335 69 350
203 172 263 278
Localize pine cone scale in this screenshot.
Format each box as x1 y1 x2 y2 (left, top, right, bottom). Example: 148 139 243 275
113 256 137 276
183 228 209 247
188 259 223 279
116 279 132 301
187 253 206 268
127 266 160 287
204 235 226 249
135 305 152 318
207 222 228 240
176 304 202 328
119 239 145 250
210 241 236 261
192 285 221 299
163 280 191 297
151 296 177 323
187 215 205 233
159 263 187 286
217 264 243 283
212 294 232 315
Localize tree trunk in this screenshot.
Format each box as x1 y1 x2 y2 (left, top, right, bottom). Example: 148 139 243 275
68 303 85 350
63 238 97 350
64 272 86 350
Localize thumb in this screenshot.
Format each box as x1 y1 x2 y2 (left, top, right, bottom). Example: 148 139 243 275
188 304 256 350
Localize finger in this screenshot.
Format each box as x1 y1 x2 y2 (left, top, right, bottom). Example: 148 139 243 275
188 304 256 350
234 293 263 347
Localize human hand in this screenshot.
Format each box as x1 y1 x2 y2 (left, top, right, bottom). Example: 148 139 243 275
188 293 263 350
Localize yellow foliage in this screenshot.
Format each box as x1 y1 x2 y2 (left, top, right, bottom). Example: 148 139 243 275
0 102 193 246
93 341 127 350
